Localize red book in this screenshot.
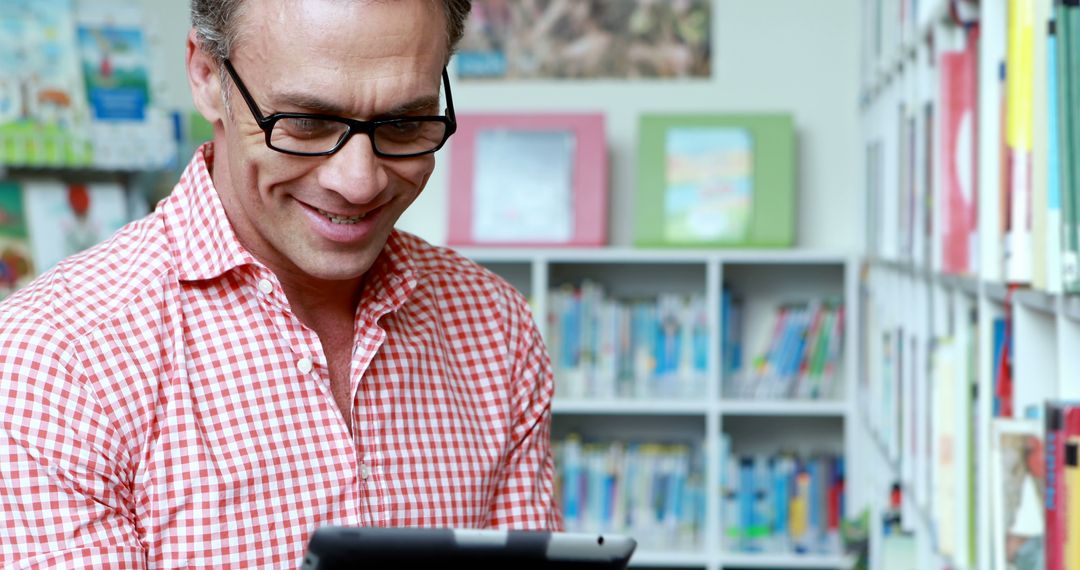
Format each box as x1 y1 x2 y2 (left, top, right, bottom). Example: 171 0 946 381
1046 403 1080 570
940 29 979 274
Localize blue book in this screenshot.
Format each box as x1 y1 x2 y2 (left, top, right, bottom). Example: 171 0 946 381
992 317 1007 416
807 458 822 550
738 456 758 551
772 455 794 547
561 436 583 530
562 291 581 370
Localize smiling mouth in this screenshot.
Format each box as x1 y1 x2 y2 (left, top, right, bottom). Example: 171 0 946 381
316 207 367 225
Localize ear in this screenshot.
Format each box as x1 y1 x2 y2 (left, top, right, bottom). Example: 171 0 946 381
186 29 225 126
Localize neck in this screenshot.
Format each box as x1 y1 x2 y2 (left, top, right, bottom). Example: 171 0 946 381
281 274 365 331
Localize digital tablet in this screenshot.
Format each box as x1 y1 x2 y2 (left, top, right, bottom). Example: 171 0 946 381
299 527 637 569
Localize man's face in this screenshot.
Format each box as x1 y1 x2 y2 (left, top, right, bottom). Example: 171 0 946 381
201 0 449 286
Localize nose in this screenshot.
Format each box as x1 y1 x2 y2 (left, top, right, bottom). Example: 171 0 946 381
315 131 389 205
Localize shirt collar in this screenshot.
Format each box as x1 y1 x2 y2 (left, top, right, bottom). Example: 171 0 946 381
164 142 259 282
360 229 418 321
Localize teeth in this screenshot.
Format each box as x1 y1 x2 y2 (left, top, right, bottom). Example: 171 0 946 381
317 208 366 225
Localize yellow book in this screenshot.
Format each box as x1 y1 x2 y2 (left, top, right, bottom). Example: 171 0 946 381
1066 439 1080 570
790 471 809 545
1005 0 1037 282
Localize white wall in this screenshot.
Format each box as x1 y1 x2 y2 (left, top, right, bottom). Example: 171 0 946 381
141 0 861 250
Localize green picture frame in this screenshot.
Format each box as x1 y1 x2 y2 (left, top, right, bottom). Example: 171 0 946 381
633 113 796 248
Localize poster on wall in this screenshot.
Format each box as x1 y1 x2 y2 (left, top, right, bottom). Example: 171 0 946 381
457 0 712 80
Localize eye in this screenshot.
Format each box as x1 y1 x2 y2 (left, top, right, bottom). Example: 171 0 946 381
379 120 425 141
277 117 342 139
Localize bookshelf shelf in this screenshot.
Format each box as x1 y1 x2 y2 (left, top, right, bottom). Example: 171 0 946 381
983 281 1011 304
628 549 709 568
718 552 855 569
1013 288 1060 315
935 273 979 295
553 399 711 416
462 248 858 570
719 400 847 417
1062 296 1080 322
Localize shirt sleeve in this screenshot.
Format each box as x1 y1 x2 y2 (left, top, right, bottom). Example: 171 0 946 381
487 294 564 530
0 312 145 569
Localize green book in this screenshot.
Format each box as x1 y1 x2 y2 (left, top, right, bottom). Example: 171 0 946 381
1057 0 1080 291
634 114 795 248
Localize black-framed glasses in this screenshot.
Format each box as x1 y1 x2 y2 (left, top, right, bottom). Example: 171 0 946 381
222 58 457 158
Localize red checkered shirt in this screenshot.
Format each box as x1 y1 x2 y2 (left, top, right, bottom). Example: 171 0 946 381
0 144 561 569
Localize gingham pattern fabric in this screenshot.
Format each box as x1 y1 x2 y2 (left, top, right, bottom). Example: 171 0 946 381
0 144 560 569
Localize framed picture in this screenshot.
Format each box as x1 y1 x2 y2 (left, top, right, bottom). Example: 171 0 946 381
990 418 1045 570
633 114 796 248
447 113 607 247
455 0 712 80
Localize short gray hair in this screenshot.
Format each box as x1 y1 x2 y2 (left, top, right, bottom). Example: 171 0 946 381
191 0 472 64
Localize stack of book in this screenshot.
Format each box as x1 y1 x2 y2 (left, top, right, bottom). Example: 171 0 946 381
547 282 708 400
725 299 845 400
720 444 845 556
553 434 705 551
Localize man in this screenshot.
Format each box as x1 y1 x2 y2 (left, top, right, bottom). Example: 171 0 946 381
0 0 560 567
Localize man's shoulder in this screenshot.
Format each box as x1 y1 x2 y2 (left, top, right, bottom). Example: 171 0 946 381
395 231 518 295
0 212 176 337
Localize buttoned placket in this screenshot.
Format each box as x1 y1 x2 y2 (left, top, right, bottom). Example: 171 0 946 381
350 314 388 526
251 268 368 523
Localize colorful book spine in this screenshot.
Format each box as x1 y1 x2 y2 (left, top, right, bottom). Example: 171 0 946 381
1057 0 1080 291
554 436 703 549
1065 439 1080 570
1048 21 1064 293
1004 0 1036 283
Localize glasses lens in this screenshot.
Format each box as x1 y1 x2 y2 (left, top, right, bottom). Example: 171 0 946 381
270 117 350 154
373 120 448 156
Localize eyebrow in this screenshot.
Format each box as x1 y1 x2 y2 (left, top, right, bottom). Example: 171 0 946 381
270 91 442 118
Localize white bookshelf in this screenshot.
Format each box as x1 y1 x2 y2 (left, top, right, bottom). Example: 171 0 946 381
459 247 859 570
857 0 1080 563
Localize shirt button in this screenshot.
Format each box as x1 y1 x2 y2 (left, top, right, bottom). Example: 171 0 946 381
297 357 313 374
360 463 371 480
257 279 273 295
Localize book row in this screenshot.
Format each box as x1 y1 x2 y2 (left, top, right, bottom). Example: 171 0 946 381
861 292 980 565
0 180 143 300
723 296 845 401
2 0 177 170
864 0 1080 294
553 435 705 551
546 282 709 400
720 444 846 557
547 282 846 402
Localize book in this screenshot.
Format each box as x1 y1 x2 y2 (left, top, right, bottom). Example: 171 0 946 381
990 418 1045 570
75 1 178 170
1047 20 1064 293
940 33 980 275
1057 0 1080 292
1004 0 1036 283
0 0 92 167
635 114 795 248
1064 439 1080 570
1032 0 1052 291
22 180 130 274
1045 402 1080 570
0 182 35 300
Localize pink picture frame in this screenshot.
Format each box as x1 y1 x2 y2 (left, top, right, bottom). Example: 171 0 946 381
447 113 607 247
